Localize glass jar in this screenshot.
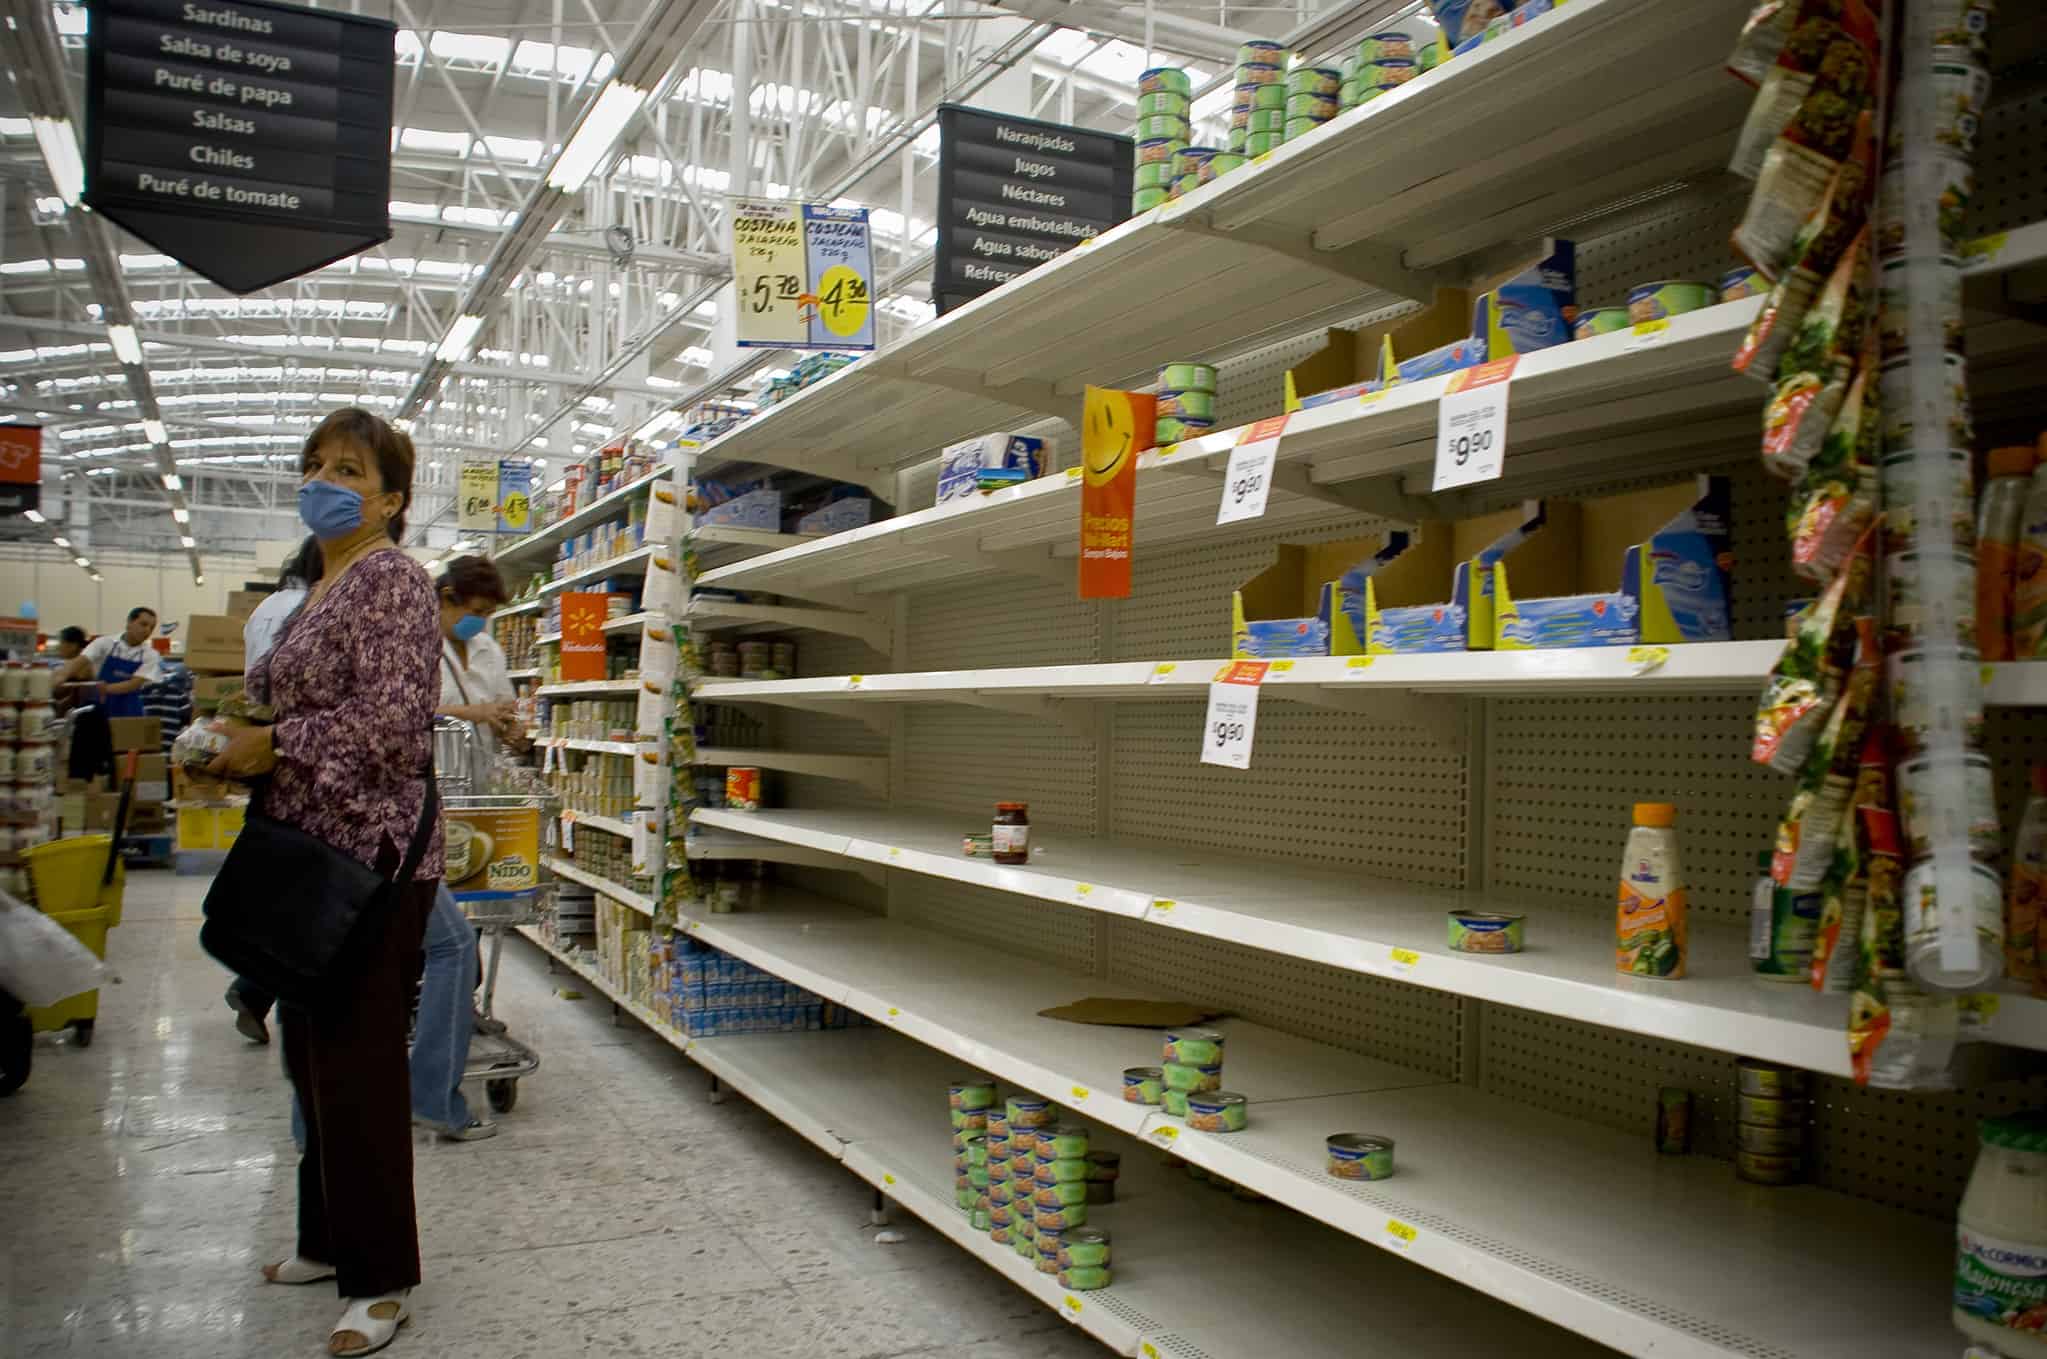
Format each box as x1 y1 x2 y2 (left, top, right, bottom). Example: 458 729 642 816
22 664 53 701
993 802 1030 865
1956 1110 2047 1357
18 702 56 744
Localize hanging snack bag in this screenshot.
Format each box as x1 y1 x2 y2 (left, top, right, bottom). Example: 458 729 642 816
1728 1 1796 85
1772 618 1879 889
1787 349 1879 580
1730 0 1880 183
1762 229 1871 482
1753 525 1873 772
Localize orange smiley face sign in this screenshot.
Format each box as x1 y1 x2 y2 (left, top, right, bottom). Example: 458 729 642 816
1078 386 1154 599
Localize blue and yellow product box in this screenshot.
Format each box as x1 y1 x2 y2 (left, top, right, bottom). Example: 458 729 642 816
1472 239 1576 359
1494 475 1732 650
1229 531 1414 659
1351 501 1553 654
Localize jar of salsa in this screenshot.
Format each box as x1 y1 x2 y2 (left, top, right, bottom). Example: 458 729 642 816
993 802 1030 865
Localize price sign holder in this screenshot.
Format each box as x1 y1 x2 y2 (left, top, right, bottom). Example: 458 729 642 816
1432 357 1516 491
1200 660 1268 769
1217 416 1286 525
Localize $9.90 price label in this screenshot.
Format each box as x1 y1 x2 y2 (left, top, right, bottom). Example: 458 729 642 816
1217 416 1285 525
1432 358 1516 492
1200 660 1268 769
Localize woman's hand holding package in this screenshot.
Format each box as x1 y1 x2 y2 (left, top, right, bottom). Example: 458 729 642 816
206 722 279 780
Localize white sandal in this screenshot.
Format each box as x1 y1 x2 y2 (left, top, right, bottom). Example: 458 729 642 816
260 1255 335 1285
329 1291 409 1357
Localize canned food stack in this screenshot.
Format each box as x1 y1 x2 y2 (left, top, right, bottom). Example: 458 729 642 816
1132 67 1191 213
1229 41 1289 157
1340 30 1422 111
1005 1094 1055 1261
1281 63 1340 144
1029 1123 1100 1282
1159 1026 1247 1133
1155 362 1217 446
950 1075 997 1223
1735 1060 1810 1184
0 663 59 895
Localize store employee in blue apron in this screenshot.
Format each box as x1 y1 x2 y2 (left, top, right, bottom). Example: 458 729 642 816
59 606 163 718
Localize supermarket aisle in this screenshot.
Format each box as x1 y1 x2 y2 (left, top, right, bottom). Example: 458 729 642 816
0 870 1107 1359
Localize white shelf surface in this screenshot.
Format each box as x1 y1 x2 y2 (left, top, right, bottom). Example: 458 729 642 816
693 525 821 570
505 666 540 681
490 597 546 621
667 898 1954 1359
536 678 645 698
544 856 655 915
510 924 1612 1359
538 543 659 596
541 737 638 756
686 597 891 651
536 631 563 645
491 471 669 567
562 809 634 840
689 804 2047 1077
603 610 659 636
693 0 1759 490
693 747 889 795
682 828 849 870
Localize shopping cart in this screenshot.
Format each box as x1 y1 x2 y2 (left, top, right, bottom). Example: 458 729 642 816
434 718 547 1114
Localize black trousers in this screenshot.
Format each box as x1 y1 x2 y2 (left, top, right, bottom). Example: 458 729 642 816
280 876 435 1297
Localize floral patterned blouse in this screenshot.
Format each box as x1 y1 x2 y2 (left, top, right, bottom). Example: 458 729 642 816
249 549 443 881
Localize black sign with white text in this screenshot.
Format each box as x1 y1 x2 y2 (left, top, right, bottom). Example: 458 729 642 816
84 0 395 294
934 105 1131 315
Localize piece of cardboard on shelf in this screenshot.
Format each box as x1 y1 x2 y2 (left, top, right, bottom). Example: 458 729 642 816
1494 475 1733 650
1355 501 1555 654
1283 239 1576 411
1229 529 1413 659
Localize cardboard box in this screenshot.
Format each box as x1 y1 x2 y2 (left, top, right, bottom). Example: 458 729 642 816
192 674 245 706
173 765 237 805
936 434 1046 506
225 590 269 618
109 715 161 751
1230 530 1413 659
697 488 781 529
177 803 245 851
84 791 123 830
1351 502 1565 654
183 614 246 673
130 753 167 799
1494 476 1733 650
795 496 873 535
128 801 167 834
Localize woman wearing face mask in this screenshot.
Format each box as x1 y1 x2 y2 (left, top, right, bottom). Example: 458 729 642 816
408 554 517 1144
206 408 440 1358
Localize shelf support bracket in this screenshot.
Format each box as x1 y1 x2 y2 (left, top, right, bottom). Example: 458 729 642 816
907 534 1072 588
953 691 1095 738
689 602 894 658
1272 686 1468 745
1169 218 1446 301
689 691 897 736
906 368 1080 425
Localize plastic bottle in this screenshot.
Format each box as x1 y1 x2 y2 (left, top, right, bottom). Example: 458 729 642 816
2012 438 2047 658
2008 765 2047 991
1954 1111 2047 1358
1617 803 1687 979
1978 444 2035 660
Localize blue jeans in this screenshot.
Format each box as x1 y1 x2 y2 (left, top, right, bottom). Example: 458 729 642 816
410 883 478 1130
293 882 476 1147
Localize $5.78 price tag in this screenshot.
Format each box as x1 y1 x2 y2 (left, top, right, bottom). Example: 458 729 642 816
1200 660 1268 769
1217 416 1286 525
1432 357 1516 492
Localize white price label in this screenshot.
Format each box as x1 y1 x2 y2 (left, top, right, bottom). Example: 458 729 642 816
1384 1218 1419 1253
1217 416 1285 525
1432 358 1516 492
1200 661 1268 769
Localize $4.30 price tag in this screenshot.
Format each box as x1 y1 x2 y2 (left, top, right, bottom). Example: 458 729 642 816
1217 416 1286 525
1200 660 1268 769
1432 357 1516 492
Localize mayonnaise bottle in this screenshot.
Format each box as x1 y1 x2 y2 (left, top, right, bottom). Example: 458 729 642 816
1617 802 1687 979
1955 1111 2047 1357
1979 444 2036 660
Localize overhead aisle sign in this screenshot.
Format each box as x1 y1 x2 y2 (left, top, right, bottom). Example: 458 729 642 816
731 201 876 349
933 106 1132 316
83 0 396 294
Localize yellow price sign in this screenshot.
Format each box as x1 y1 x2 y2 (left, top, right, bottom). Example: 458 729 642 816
1063 1296 1084 1315
885 1007 900 1018
1065 466 1083 482
1151 899 1175 913
1268 660 1294 674
1150 662 1179 682
1389 947 1420 974
815 263 870 338
1385 1218 1418 1251
1964 230 2009 264
1075 884 1094 899
1346 655 1375 670
882 1173 896 1186
1151 1125 1177 1142
1627 645 1670 675
1070 1085 1089 1101
847 674 864 689
1357 390 1387 408
499 487 531 533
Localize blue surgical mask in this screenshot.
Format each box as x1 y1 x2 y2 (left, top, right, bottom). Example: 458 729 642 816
298 480 364 539
451 613 487 642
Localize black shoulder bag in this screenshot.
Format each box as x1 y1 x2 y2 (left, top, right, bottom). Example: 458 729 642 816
200 774 438 1013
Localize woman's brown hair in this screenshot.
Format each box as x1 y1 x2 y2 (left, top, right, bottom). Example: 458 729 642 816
301 407 415 542
437 554 509 607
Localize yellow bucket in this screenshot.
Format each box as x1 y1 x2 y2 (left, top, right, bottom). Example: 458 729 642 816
22 835 125 927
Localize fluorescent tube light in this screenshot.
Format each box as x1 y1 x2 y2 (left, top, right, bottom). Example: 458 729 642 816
107 324 142 365
435 314 486 363
161 473 183 491
546 82 648 193
31 117 84 205
142 418 167 442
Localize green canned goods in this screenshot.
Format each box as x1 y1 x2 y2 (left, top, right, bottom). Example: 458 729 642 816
1325 1132 1394 1180
1121 1066 1166 1104
1171 145 1218 177
1132 187 1170 213
949 1107 988 1131
1163 1026 1225 1064
1248 108 1286 134
1185 1090 1249 1133
988 1160 1011 1184
1285 65 1342 96
1135 113 1191 142
1134 161 1173 190
1137 91 1190 118
952 1127 982 1151
1626 279 1717 324
1236 60 1283 86
1162 1087 1191 1117
956 1185 977 1209
1163 1060 1223 1092
1058 1226 1112 1269
1284 116 1327 141
965 1139 990 1168
1736 1058 1812 1099
1153 416 1214 445
1034 1224 1066 1257
1033 1159 1089 1185
1238 80 1286 108
990 1223 1012 1245
1340 79 1366 107
967 1165 990 1188
970 1205 991 1231
1171 173 1200 200
1006 1096 1055 1128
1201 152 1248 184
1360 57 1416 87
1572 307 1631 340
1059 1265 1112 1291
949 1076 997 1111
989 1180 1013 1206
1226 128 1248 153
1011 1127 1038 1153
1656 1087 1692 1154
1157 389 1214 422
1138 65 1191 95
1356 30 1414 62
1046 1125 1091 1159
1245 131 1283 156
1134 137 1184 166
1033 1179 1088 1208
1417 40 1441 69
1236 40 1287 65
1008 1151 1034 1177
1034 1200 1086 1230
1010 1231 1033 1258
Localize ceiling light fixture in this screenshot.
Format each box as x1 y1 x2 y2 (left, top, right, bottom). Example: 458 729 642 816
73 555 89 567
22 508 43 523
434 313 486 363
106 324 143 365
53 535 70 547
171 507 189 524
31 116 85 205
546 81 649 193
142 417 167 443
195 573 205 584
161 473 183 490
180 534 195 547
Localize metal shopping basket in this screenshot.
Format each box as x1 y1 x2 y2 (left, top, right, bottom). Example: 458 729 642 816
435 717 550 1114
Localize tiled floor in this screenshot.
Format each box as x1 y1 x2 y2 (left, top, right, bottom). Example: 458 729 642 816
1 870 1110 1359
